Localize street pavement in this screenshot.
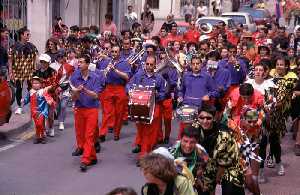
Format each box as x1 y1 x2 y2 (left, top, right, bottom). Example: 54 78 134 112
0 107 300 195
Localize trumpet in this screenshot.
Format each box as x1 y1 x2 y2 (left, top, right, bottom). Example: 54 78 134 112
127 48 145 65
103 59 116 78
165 47 183 73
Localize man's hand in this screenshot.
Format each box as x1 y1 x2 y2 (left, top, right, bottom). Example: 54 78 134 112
177 97 183 103
202 95 210 101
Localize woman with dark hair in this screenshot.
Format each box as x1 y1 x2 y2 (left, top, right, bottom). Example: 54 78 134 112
267 57 298 176
140 153 197 195
45 38 59 63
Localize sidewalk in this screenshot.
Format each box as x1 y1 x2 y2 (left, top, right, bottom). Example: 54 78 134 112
0 110 32 140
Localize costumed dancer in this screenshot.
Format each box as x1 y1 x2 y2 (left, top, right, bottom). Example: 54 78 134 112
22 76 55 144
9 26 38 115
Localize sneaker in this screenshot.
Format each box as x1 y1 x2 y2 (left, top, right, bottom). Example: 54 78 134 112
15 107 23 115
48 128 55 137
276 163 285 176
258 169 266 184
266 155 275 168
59 122 64 131
294 144 300 156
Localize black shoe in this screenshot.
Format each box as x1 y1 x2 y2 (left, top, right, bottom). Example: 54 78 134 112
40 137 47 144
123 120 129 125
108 128 113 133
95 142 101 153
163 137 169 144
99 135 106 143
114 136 120 141
33 138 41 144
132 145 141 153
80 163 88 172
89 159 98 166
72 148 83 156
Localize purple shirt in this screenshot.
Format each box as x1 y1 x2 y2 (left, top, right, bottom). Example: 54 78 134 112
178 71 218 107
70 69 104 108
157 65 179 98
97 58 131 85
218 58 247 85
127 69 167 102
206 67 231 96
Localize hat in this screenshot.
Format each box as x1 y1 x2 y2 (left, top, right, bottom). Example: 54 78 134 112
39 53 51 63
32 75 41 82
242 107 259 121
152 147 174 160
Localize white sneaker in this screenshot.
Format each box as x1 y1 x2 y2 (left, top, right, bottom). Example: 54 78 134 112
15 107 23 115
258 169 266 183
276 163 285 176
59 122 64 131
48 128 55 137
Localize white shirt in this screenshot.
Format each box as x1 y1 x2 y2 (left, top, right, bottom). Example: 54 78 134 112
246 79 275 95
197 6 208 16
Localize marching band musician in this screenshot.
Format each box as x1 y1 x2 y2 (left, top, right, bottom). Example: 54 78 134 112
127 55 167 163
218 44 248 87
98 45 131 142
121 38 134 61
177 55 218 137
70 54 104 172
155 47 179 144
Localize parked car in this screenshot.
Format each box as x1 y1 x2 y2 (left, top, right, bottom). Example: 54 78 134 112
239 8 271 25
221 12 257 32
196 16 236 30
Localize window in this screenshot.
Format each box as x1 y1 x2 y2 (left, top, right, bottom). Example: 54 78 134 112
147 0 159 9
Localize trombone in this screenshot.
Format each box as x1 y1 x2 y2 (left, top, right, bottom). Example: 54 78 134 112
127 48 145 65
165 47 183 73
103 59 117 78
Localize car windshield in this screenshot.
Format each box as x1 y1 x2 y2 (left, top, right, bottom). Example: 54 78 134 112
248 10 266 19
223 15 246 24
198 19 225 26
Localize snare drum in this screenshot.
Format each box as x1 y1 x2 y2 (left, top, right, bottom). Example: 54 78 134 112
176 105 198 123
128 86 155 124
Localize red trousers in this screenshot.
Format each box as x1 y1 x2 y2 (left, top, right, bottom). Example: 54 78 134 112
32 113 45 138
158 98 173 141
100 85 127 137
134 105 160 158
74 107 98 164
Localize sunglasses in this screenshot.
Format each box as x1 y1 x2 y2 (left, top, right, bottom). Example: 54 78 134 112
247 120 257 124
199 116 213 120
111 50 118 53
103 47 110 50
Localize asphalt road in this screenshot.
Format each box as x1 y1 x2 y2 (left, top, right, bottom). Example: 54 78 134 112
0 108 300 195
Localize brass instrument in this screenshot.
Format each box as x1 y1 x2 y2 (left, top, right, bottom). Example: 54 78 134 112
199 23 213 34
127 48 145 65
165 47 183 73
103 59 116 78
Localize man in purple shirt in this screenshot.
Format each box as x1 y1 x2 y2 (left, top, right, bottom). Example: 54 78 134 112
218 44 247 86
127 55 167 162
70 54 103 172
178 55 218 108
98 45 131 142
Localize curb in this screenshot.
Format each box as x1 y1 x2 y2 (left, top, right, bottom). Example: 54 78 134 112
0 114 32 140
